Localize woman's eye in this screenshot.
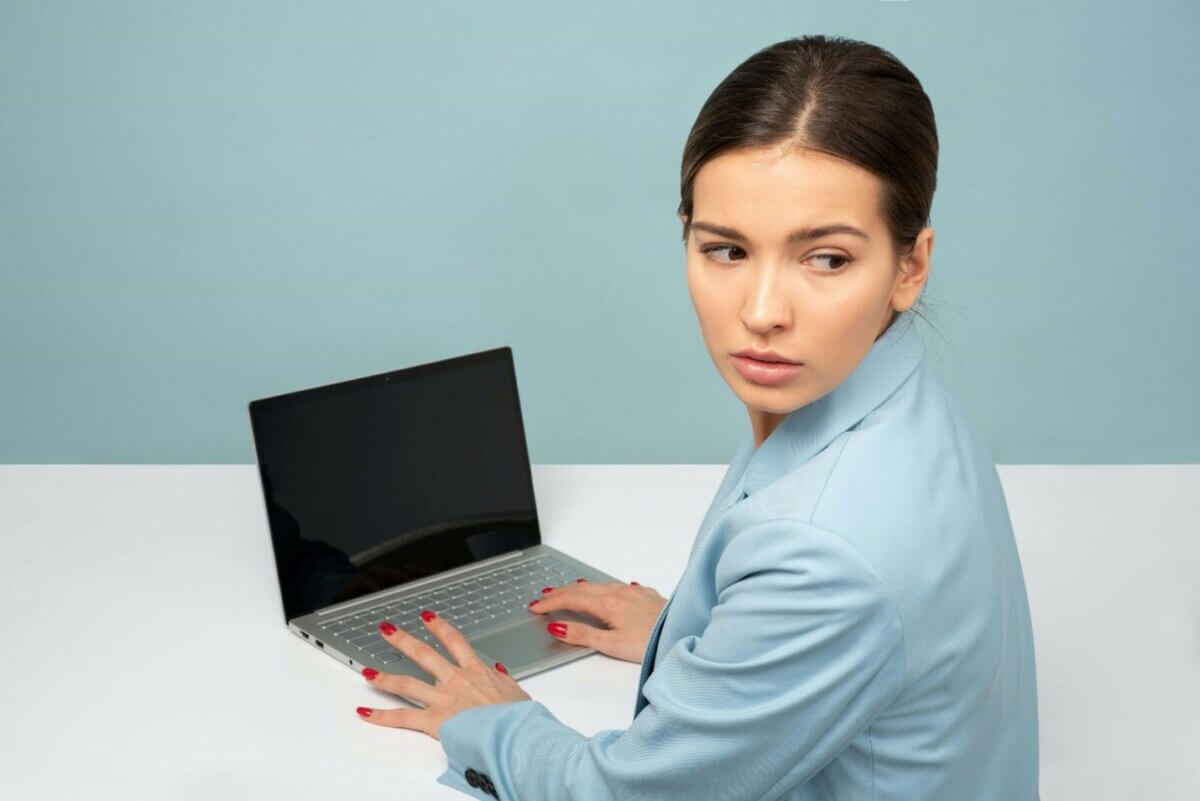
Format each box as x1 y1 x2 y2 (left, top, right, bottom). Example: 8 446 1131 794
811 253 850 271
699 244 745 263
699 244 850 272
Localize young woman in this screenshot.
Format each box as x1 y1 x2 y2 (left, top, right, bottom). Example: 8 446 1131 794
355 35 1040 800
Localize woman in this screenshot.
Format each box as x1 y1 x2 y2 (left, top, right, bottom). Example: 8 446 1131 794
355 35 1040 800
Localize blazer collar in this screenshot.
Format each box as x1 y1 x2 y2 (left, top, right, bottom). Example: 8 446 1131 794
740 309 926 497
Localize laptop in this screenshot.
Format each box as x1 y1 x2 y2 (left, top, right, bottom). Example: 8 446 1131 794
247 346 622 683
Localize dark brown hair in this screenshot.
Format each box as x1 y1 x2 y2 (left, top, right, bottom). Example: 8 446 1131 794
678 35 940 326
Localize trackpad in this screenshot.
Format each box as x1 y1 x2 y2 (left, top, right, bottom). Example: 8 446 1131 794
472 618 585 667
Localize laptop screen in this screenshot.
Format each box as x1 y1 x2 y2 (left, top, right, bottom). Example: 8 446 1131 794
248 347 541 621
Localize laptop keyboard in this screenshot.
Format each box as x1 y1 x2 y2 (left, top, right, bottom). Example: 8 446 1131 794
317 555 583 664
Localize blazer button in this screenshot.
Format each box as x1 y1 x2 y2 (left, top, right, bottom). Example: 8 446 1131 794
465 768 479 787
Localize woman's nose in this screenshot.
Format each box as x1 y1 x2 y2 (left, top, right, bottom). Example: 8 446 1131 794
740 270 790 331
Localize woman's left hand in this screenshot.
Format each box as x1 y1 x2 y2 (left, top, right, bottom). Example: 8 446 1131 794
355 611 532 739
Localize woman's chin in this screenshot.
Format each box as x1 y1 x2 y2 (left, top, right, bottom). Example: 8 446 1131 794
729 385 811 416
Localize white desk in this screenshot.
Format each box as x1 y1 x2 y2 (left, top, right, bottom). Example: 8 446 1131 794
1 465 1197 800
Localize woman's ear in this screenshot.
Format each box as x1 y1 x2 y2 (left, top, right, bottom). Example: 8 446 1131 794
892 227 934 309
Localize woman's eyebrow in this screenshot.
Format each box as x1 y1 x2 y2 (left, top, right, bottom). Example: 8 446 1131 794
690 220 871 243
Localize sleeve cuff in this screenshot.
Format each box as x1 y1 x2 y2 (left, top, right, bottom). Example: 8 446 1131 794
436 760 498 800
435 761 496 800
435 699 582 801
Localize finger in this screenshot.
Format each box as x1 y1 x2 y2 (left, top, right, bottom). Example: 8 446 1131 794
528 588 614 620
545 619 615 651
417 609 488 672
356 704 437 736
376 620 455 684
531 581 617 613
539 580 618 597
362 667 444 708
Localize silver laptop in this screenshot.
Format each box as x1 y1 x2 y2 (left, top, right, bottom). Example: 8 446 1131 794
248 346 620 682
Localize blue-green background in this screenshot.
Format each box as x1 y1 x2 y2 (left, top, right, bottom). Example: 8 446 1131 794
2 0 1196 464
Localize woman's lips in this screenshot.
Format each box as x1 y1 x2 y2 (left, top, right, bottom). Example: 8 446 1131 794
732 355 804 386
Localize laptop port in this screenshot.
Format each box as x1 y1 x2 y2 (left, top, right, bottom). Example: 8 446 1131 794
302 632 309 639
315 640 325 649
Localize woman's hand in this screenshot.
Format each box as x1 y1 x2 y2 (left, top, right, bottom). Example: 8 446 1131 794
355 612 531 740
529 580 667 664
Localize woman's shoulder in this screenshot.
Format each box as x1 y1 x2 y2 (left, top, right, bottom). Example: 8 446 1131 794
811 360 1011 554
734 359 1015 621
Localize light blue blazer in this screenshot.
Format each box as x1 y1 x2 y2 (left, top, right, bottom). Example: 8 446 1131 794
436 309 1040 800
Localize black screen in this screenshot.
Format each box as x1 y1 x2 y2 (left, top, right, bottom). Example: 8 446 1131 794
248 347 540 621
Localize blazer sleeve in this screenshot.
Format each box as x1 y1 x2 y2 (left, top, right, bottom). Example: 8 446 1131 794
434 518 907 801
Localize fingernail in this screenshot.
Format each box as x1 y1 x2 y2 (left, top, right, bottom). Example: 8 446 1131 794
361 668 379 680
576 577 586 582
528 599 541 607
494 662 508 674
378 621 397 635
420 610 436 622
541 586 554 594
630 581 639 586
547 622 567 637
356 706 373 717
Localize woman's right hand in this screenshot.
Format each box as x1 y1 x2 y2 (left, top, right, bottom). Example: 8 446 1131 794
528 580 667 664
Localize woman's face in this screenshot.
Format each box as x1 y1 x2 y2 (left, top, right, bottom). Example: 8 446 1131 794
684 145 932 446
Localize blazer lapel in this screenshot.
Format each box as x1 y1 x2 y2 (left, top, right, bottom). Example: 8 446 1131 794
632 454 751 717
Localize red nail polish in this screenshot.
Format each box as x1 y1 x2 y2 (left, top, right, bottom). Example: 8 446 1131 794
494 662 508 674
541 586 554 594
378 621 397 635
420 610 436 622
547 622 567 637
630 581 639 586
361 668 379 680
576 577 586 582
356 706 373 717
528 599 540 607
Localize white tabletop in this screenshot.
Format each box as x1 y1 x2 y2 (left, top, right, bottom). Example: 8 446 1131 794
1 464 1197 800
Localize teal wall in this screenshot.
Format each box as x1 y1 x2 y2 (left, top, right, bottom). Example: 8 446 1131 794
2 1 1197 464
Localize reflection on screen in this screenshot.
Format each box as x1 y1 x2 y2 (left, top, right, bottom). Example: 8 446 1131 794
250 350 540 620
